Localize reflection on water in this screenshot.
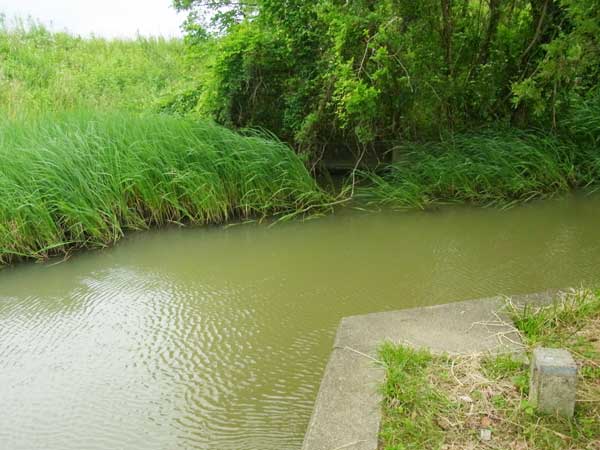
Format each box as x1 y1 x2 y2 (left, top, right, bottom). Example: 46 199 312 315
1 194 600 449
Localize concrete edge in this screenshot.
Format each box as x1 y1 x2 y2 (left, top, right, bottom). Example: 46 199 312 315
301 290 562 450
337 289 559 329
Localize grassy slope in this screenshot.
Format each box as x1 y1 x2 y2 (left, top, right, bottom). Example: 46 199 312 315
379 290 600 450
0 112 328 264
0 19 200 118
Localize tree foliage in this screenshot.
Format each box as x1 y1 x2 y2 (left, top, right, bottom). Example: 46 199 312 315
174 0 600 159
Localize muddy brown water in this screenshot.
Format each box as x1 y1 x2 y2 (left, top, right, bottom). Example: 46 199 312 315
1 194 600 450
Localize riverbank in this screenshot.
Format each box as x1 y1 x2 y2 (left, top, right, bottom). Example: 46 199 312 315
2 108 600 266
380 289 600 449
0 111 328 265
3 23 600 267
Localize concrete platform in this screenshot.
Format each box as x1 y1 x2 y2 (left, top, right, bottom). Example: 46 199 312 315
301 291 555 450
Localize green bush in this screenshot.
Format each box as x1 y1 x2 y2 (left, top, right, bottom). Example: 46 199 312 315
174 0 600 160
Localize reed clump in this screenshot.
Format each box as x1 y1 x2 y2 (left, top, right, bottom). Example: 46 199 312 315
356 130 600 209
0 111 328 264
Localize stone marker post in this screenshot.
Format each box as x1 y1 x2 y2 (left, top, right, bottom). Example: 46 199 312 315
530 347 577 418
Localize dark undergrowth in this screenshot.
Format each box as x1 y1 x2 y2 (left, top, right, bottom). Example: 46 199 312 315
356 130 600 210
356 95 600 210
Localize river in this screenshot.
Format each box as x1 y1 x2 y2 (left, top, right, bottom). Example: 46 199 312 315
1 194 600 449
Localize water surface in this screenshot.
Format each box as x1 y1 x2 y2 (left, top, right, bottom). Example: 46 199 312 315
1 194 600 449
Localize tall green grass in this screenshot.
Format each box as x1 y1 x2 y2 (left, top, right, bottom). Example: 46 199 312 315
0 111 328 264
356 130 600 209
561 92 600 148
